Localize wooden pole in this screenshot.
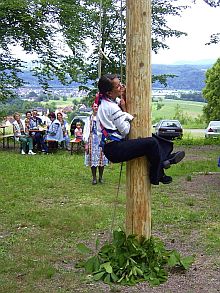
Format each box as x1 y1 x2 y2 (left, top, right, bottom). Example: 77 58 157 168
126 0 152 239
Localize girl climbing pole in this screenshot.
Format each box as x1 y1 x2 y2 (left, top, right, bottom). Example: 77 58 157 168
96 74 185 185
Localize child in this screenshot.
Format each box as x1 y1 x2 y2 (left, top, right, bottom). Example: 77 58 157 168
74 122 83 142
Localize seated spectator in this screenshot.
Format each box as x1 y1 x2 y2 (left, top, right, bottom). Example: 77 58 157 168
29 109 45 151
12 112 36 155
24 111 32 131
45 112 64 142
57 112 70 150
74 122 83 142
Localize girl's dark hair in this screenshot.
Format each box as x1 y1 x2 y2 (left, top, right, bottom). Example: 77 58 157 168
48 112 56 119
98 74 118 94
56 112 63 118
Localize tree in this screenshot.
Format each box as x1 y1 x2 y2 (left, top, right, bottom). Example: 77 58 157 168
199 0 220 44
70 0 187 84
0 0 85 101
201 0 220 7
0 0 187 104
203 58 220 122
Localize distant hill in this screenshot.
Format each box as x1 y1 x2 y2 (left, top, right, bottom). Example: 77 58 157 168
152 64 211 90
19 63 212 91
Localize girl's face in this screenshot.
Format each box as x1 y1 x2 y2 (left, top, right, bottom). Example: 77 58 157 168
57 114 62 120
76 123 81 129
108 78 122 99
92 103 98 113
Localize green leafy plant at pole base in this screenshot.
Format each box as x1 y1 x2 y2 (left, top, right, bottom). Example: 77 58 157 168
76 230 194 287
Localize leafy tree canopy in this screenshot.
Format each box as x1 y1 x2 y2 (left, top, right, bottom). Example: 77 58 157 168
203 58 220 121
0 0 188 103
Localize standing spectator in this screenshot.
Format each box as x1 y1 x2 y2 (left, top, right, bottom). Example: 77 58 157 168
83 102 108 184
57 112 70 150
12 112 36 155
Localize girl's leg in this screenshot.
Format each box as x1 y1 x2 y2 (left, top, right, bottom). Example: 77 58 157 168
98 166 104 183
104 137 165 184
104 137 161 164
91 166 97 185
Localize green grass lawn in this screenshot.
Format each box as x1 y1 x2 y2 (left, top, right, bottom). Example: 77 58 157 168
0 143 219 292
152 99 205 120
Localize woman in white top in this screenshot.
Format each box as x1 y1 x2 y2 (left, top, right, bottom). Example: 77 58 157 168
83 102 108 184
13 112 36 155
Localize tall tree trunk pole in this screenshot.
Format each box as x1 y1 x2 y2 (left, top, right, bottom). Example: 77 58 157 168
126 0 152 239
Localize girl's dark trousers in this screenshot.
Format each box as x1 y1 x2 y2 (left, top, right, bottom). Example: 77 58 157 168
103 134 173 185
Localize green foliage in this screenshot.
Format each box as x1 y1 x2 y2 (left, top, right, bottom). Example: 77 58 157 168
0 97 42 116
0 0 85 99
174 136 220 146
155 98 164 111
203 58 220 122
180 92 206 103
172 103 205 127
77 230 194 286
0 0 187 104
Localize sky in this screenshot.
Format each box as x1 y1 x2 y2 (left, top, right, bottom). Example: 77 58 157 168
12 0 220 66
152 0 220 65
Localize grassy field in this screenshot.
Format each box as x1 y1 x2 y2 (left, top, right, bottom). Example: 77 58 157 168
43 97 206 124
0 141 219 292
152 99 205 121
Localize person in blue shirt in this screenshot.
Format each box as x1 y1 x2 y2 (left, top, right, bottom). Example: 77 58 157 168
29 109 46 151
45 112 64 142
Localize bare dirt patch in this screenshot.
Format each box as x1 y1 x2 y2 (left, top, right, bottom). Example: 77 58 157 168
181 173 220 196
178 145 220 162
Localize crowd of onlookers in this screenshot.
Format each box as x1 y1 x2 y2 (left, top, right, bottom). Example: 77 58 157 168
12 110 82 155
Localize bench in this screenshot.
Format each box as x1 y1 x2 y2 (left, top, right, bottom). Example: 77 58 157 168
45 140 58 153
0 134 15 149
70 139 84 155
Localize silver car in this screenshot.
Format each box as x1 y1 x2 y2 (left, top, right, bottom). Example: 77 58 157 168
205 121 220 138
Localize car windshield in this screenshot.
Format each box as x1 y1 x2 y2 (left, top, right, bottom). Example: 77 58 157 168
161 121 180 127
210 121 220 127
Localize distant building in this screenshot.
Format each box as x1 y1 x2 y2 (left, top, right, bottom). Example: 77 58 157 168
32 107 49 116
62 106 73 113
